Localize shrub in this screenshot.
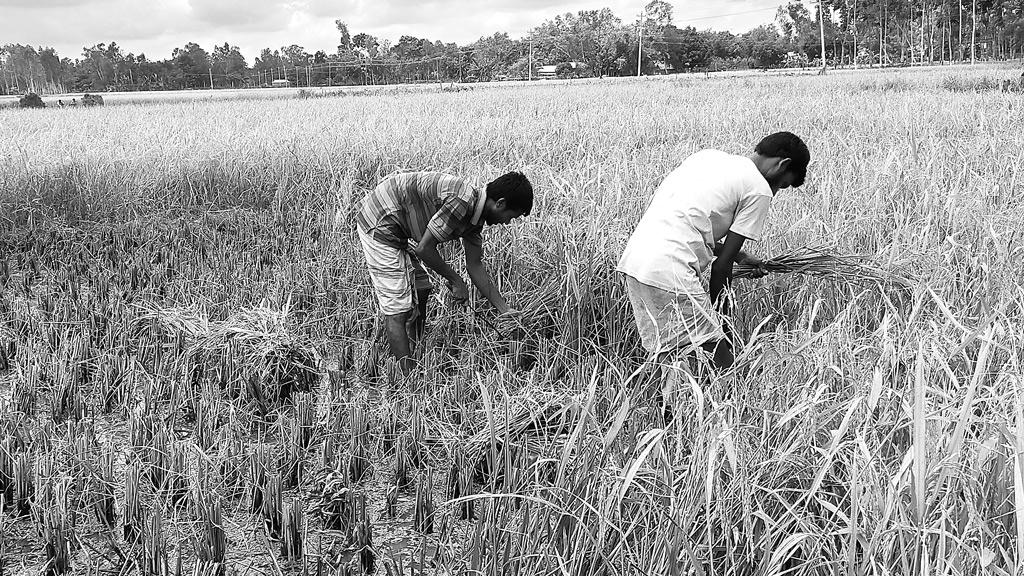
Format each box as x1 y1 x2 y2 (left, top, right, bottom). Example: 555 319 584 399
18 93 45 108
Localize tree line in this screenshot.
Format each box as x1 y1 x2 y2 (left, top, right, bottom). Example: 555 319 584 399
2 0 1021 95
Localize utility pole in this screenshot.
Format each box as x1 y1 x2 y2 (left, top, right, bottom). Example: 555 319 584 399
636 16 643 77
818 0 828 73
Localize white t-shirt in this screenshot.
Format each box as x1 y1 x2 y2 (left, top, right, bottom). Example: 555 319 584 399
617 149 773 295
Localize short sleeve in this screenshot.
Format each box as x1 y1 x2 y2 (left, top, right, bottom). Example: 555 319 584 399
426 193 474 243
729 192 772 241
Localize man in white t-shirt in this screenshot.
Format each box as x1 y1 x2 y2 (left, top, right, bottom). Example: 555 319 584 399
617 132 810 371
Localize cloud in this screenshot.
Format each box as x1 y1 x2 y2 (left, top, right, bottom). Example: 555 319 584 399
0 0 91 7
188 0 293 30
0 0 192 56
0 0 784 63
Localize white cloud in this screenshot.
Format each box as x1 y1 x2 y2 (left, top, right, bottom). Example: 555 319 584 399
188 0 294 30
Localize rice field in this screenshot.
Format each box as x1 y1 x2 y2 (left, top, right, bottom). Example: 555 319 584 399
0 65 1022 576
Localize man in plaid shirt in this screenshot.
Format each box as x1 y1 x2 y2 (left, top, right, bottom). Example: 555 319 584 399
357 171 534 372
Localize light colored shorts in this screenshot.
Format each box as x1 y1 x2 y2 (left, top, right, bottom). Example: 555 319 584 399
357 227 432 316
623 275 725 356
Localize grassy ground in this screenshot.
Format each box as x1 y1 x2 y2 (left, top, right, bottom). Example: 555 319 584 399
0 65 1022 575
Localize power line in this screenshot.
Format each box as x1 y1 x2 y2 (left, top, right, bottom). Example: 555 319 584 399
676 5 781 24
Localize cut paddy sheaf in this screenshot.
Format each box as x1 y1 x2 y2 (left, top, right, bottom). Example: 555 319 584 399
0 67 1022 574
136 304 319 413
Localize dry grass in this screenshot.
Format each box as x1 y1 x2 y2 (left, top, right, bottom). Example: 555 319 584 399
0 65 1022 575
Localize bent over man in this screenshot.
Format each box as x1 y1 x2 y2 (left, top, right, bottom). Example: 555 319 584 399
357 171 533 372
617 132 810 371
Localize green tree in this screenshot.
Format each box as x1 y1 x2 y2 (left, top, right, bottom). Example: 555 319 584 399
531 9 629 77
644 0 674 29
742 25 788 68
211 43 247 87
38 47 67 92
79 44 116 90
335 20 352 54
656 25 713 71
172 42 210 88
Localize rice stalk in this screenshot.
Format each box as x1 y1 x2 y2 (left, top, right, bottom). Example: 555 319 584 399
262 473 283 539
142 510 170 576
124 460 143 544
92 449 116 530
194 483 226 574
413 470 434 534
280 497 304 560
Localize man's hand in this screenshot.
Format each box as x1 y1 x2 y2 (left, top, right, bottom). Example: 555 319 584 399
448 277 470 306
494 308 527 339
744 256 769 279
735 250 768 278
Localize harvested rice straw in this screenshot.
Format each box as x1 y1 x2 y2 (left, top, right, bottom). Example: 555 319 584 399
734 247 915 288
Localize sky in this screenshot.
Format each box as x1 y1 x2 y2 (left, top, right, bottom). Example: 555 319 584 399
0 0 784 62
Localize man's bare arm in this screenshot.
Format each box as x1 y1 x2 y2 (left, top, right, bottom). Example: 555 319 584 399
463 233 510 314
415 229 469 302
710 232 748 317
714 242 755 265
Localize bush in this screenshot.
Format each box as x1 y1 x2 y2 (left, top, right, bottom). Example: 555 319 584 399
18 93 45 108
81 93 104 106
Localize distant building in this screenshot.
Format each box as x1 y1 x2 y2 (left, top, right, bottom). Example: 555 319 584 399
271 79 292 88
537 65 558 79
653 61 675 74
536 62 588 79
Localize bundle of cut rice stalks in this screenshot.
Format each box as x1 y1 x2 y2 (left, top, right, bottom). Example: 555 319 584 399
487 263 619 343
483 277 561 340
137 305 319 406
733 246 916 290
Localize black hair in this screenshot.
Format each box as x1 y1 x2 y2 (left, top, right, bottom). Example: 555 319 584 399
486 171 534 216
755 132 810 187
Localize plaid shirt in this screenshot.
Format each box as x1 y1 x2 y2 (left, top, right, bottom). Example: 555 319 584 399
357 172 485 250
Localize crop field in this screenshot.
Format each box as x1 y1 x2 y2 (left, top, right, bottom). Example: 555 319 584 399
0 66 1022 575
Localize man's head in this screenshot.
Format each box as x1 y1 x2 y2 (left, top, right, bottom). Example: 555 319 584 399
483 171 533 225
751 132 810 193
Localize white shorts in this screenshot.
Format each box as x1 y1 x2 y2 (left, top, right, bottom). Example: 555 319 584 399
357 227 432 316
623 275 725 356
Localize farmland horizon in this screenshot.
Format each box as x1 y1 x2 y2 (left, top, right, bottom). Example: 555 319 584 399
3 59 1020 108
4 0 1022 98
